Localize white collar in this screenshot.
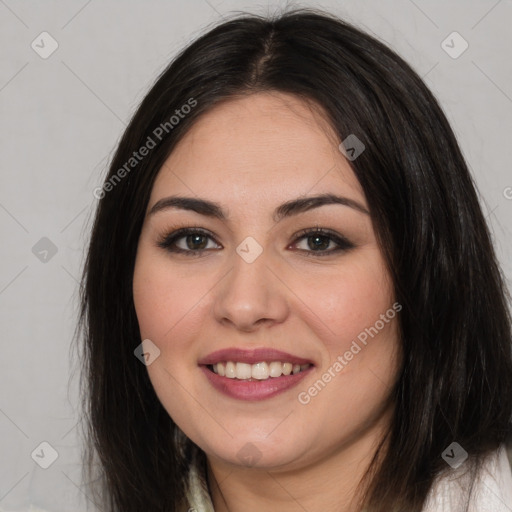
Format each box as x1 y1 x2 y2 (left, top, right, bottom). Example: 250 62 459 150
422 445 512 512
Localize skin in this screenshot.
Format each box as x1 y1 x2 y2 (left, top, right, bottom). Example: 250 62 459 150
132 91 402 512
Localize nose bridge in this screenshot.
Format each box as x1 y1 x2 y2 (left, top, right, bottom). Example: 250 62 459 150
227 242 272 305
213 239 287 330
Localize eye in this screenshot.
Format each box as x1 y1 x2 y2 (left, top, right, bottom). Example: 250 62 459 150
290 227 355 256
157 227 221 256
157 225 355 257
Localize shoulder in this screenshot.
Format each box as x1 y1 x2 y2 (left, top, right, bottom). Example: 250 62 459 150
422 445 512 512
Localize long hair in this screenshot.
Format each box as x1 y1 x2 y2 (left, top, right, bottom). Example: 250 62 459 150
76 8 512 511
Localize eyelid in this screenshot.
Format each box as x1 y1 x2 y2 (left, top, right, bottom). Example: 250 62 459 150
156 224 355 256
156 226 222 255
289 226 355 255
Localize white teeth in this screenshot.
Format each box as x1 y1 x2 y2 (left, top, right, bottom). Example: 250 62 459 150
282 362 293 376
225 361 236 378
251 362 269 380
211 361 311 380
269 361 283 377
235 362 252 379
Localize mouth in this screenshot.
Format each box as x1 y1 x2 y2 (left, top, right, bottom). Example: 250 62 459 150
206 361 313 381
198 347 315 400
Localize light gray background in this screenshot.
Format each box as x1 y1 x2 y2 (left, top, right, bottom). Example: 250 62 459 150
1 1 511 511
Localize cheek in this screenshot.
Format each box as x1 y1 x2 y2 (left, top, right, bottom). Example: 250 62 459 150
132 251 211 342
132 250 209 423
291 253 395 356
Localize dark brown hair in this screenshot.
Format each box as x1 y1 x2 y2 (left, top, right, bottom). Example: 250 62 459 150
76 8 512 511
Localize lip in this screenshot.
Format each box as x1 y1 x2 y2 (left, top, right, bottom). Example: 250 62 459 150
198 347 315 401
197 347 314 366
200 364 314 401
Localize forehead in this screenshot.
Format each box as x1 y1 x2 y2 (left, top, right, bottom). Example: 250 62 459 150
150 92 365 209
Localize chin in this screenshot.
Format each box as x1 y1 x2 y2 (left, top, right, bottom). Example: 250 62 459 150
200 432 308 470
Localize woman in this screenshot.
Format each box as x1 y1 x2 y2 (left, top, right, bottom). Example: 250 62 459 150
78 8 512 512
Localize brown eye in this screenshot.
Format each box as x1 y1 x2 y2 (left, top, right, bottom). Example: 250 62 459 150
182 233 209 250
157 228 221 255
291 228 355 256
157 226 354 257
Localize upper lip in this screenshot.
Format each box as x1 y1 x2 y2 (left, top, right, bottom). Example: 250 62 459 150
198 347 314 366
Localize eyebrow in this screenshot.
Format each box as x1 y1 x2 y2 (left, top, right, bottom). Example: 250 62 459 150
148 193 369 222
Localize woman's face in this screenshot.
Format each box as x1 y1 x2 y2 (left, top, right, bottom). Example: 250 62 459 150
133 91 401 472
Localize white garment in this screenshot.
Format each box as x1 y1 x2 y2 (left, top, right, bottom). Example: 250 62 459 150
422 445 512 512
185 445 512 512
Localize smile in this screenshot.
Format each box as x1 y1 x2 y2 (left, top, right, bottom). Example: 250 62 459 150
201 362 314 401
209 361 312 380
198 347 315 400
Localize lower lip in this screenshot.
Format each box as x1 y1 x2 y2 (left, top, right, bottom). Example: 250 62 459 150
200 365 313 401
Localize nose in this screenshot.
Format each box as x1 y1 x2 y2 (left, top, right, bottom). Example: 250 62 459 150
212 246 289 332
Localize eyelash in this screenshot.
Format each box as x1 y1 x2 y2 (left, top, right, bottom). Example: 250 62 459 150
156 225 355 258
